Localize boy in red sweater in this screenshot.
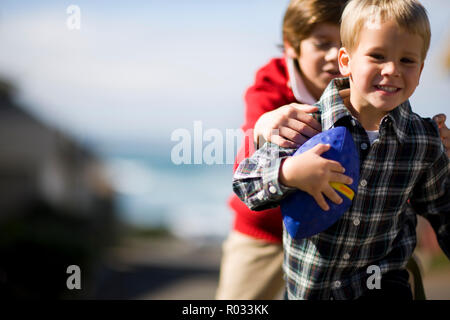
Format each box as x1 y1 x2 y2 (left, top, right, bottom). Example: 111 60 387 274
216 0 348 299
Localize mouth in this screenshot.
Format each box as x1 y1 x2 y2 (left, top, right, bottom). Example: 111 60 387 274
375 85 401 94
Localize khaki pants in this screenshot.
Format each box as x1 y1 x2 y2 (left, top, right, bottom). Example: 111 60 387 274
215 231 284 300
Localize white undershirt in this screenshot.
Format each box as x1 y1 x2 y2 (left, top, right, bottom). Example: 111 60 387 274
366 130 380 145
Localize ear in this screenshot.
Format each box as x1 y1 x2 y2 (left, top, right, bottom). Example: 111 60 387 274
339 47 351 76
284 40 298 59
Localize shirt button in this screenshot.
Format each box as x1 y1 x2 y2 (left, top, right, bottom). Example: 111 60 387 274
353 218 360 226
343 253 350 260
361 143 368 150
360 179 367 187
334 281 341 288
269 186 277 194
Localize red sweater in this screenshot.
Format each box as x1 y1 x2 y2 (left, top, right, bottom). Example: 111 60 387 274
228 57 297 243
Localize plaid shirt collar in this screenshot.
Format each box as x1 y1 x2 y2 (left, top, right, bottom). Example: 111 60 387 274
316 77 412 144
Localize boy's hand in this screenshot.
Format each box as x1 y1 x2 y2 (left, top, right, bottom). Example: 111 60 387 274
279 144 354 211
433 114 450 157
254 104 322 149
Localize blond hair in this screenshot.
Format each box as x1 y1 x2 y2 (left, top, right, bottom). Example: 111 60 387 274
340 0 431 59
282 0 347 55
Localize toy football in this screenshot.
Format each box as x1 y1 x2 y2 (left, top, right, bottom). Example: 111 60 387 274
280 126 360 239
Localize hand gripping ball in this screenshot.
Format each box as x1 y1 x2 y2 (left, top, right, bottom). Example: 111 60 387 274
280 126 360 239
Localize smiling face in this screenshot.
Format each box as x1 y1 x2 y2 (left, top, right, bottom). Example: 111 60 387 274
287 23 342 100
339 19 424 119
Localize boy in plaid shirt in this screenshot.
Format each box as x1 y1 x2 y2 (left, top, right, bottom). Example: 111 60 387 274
233 0 449 300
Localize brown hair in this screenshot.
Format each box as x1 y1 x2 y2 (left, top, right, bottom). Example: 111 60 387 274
282 0 348 55
340 0 431 59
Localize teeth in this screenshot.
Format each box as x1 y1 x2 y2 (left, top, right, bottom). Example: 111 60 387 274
377 85 397 92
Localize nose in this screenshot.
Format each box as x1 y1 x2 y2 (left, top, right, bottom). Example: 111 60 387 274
325 46 339 62
381 61 400 77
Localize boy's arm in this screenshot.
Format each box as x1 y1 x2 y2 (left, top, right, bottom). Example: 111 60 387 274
233 141 352 212
409 146 450 258
232 142 297 211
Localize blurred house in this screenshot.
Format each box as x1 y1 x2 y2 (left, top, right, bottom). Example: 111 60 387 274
0 79 119 299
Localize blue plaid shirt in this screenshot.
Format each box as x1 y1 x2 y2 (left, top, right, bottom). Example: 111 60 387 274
233 78 450 300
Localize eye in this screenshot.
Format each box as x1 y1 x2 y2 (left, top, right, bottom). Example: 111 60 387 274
314 41 332 50
401 57 416 64
370 54 384 60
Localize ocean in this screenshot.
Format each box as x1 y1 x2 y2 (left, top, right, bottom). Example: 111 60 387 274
98 143 235 242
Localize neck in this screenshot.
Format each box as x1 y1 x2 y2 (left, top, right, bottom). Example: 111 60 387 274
347 96 386 132
355 110 383 131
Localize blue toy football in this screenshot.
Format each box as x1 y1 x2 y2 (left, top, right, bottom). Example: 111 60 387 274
280 126 360 239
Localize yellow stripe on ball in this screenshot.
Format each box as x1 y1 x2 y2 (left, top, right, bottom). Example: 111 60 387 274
330 182 355 201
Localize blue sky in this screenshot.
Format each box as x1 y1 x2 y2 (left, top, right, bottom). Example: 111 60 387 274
0 0 448 154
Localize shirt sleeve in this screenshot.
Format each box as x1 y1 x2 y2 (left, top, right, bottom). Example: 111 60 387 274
409 146 450 259
232 142 297 211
